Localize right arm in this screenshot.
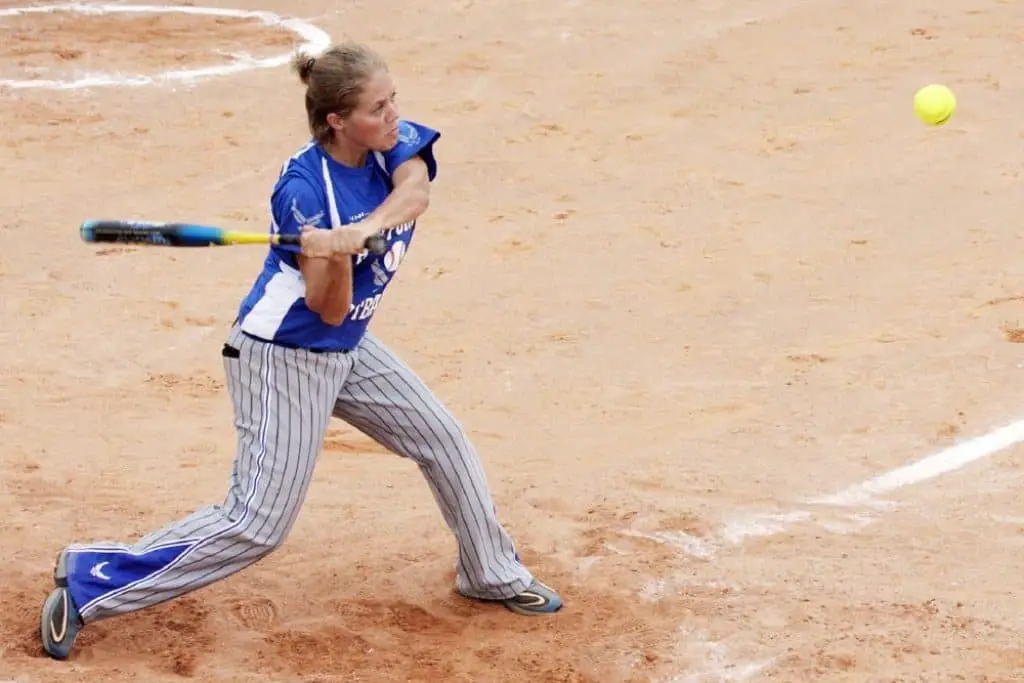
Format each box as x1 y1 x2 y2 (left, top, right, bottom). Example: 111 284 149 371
298 241 352 326
270 177 352 327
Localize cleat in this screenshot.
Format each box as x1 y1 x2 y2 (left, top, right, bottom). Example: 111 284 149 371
40 586 83 660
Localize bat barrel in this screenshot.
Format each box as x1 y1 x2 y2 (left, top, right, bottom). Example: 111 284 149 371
81 219 390 255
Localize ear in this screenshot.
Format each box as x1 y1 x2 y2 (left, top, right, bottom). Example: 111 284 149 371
326 112 345 134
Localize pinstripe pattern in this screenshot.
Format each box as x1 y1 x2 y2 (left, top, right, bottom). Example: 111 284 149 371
333 332 532 600
77 325 352 621
74 325 531 621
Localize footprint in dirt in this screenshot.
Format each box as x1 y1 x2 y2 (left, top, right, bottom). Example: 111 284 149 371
226 595 280 631
256 598 467 677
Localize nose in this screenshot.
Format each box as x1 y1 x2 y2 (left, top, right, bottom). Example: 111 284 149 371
385 101 399 123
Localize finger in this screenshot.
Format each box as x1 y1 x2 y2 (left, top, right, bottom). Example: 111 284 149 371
299 235 326 256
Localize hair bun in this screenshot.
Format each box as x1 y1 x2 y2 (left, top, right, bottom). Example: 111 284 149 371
292 52 317 84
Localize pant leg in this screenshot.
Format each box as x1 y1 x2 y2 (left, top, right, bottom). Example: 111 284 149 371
332 331 533 600
64 326 353 623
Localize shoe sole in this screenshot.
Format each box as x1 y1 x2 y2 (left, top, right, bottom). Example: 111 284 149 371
502 600 562 616
458 585 562 616
40 588 74 660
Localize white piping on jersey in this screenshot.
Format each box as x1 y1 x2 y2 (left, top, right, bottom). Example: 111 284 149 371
239 261 305 340
268 141 314 237
241 146 395 341
282 141 315 176
320 157 343 229
318 153 390 228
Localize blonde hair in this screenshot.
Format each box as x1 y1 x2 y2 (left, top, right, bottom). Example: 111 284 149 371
291 42 389 144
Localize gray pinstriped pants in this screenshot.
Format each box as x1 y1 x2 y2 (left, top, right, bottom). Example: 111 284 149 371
69 324 532 623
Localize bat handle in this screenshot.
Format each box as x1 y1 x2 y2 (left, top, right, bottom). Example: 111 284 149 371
279 232 388 255
364 234 387 255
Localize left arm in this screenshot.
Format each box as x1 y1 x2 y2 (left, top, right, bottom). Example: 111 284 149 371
360 156 431 235
350 120 440 244
304 158 432 259
314 120 441 255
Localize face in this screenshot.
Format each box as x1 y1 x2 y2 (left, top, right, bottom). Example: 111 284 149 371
328 69 400 152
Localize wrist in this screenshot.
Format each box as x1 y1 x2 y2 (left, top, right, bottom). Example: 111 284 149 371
359 217 384 239
327 247 351 264
326 228 352 261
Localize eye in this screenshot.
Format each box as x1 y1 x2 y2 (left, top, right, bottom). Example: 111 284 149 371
370 91 397 115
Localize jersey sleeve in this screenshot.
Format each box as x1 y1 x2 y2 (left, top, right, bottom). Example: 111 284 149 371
380 119 441 181
268 173 329 262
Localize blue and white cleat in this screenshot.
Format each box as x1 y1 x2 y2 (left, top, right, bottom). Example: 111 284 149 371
499 580 563 616
40 550 84 660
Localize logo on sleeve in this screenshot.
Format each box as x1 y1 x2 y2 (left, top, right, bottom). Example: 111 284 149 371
398 121 420 145
291 198 324 228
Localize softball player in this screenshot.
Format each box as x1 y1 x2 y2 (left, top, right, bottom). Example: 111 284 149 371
40 41 561 661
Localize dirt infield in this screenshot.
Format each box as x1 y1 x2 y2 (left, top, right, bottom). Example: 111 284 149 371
2 0 1024 681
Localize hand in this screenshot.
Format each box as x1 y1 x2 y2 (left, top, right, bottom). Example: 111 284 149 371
328 221 380 256
299 226 334 258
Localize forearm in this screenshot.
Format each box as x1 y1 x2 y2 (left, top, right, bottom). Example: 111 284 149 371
364 182 430 233
304 255 354 326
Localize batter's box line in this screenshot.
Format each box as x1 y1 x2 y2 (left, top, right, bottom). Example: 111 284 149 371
618 417 1024 556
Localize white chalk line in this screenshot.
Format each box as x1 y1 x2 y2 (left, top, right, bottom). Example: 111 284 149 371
617 417 1024 559
0 3 331 90
675 648 776 683
663 629 778 683
810 418 1024 506
605 417 1024 681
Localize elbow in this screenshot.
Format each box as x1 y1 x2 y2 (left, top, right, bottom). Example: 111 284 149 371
415 188 430 217
300 256 353 326
319 306 348 326
306 293 326 316
306 294 350 327
406 185 430 220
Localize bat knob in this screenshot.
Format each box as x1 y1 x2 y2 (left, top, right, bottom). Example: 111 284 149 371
80 219 98 243
365 234 387 255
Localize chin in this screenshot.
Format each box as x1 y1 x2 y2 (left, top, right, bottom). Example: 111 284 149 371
382 129 401 149
370 137 398 153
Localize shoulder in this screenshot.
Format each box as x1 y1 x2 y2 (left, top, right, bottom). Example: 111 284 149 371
270 147 328 226
380 119 441 181
272 171 323 209
273 142 326 199
397 120 440 148
276 140 324 183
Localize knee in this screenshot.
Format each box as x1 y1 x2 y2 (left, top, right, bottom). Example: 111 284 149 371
432 406 470 445
236 514 296 557
238 532 288 562
380 405 479 465
421 413 478 462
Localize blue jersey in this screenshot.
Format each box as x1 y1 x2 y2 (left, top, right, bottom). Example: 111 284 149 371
237 120 440 351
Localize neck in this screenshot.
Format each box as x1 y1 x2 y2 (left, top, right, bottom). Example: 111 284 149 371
324 137 368 168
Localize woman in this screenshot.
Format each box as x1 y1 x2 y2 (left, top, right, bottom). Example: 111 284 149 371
40 41 562 661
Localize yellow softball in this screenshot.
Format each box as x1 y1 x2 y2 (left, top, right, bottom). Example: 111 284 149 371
914 84 956 126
